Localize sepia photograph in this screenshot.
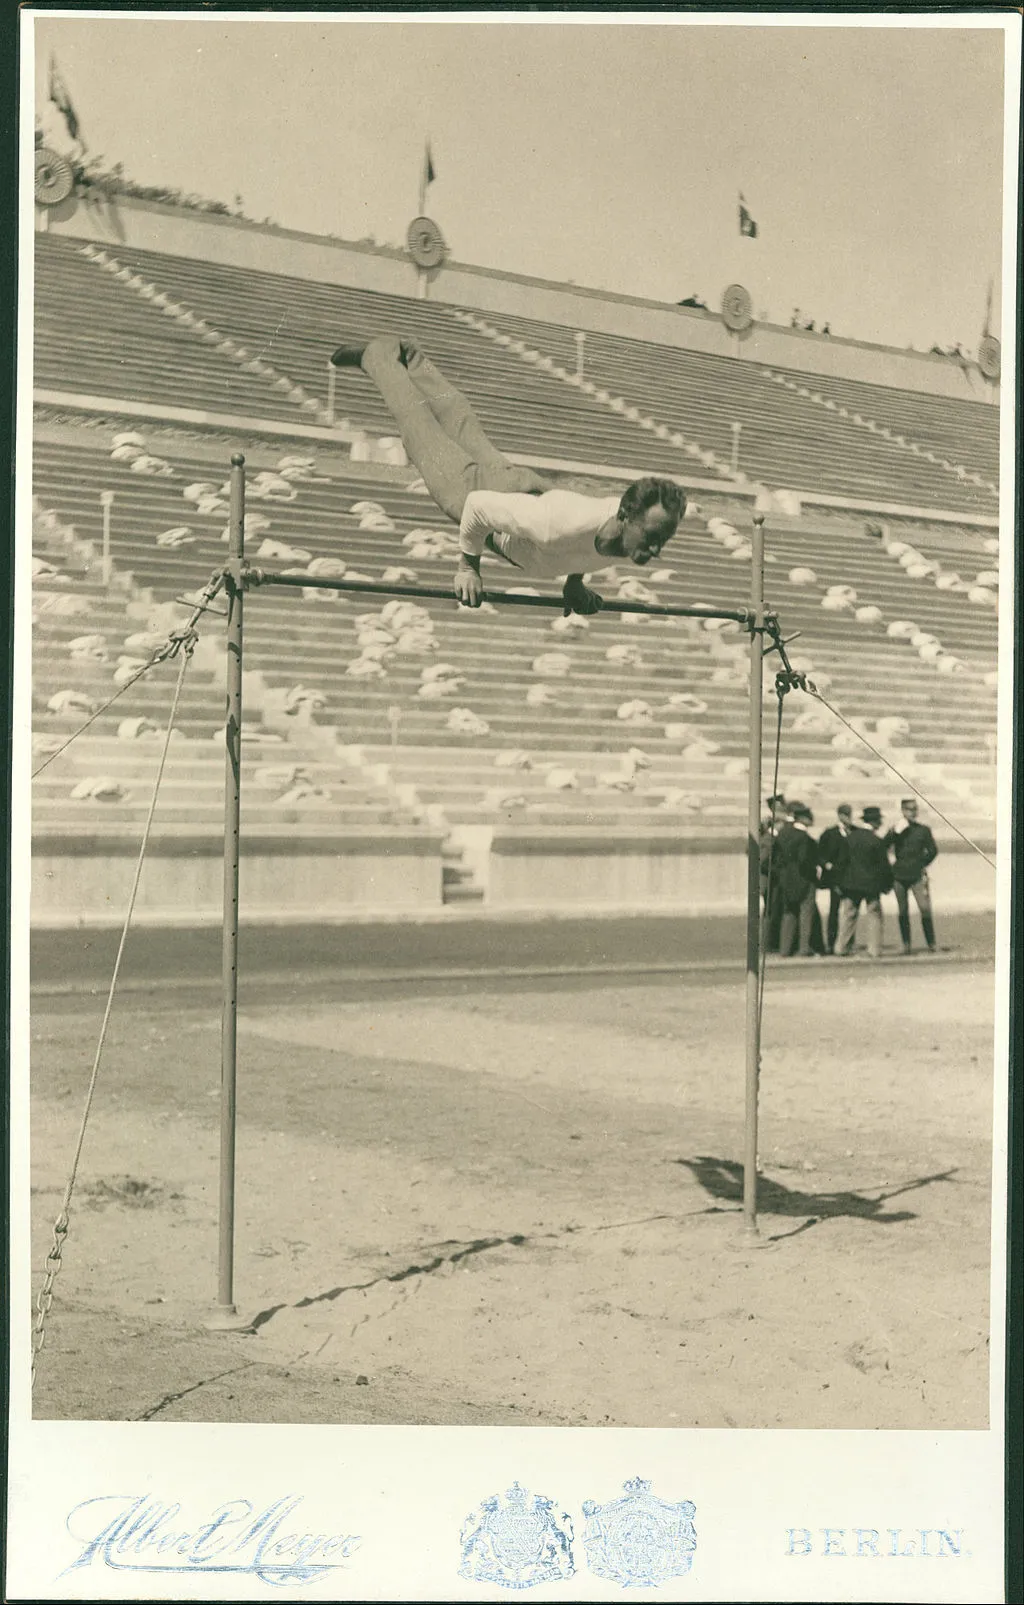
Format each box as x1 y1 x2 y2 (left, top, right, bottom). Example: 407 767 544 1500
8 8 1019 1602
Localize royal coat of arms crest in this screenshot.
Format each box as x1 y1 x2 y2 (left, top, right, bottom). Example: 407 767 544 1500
582 1477 697 1587
459 1482 575 1589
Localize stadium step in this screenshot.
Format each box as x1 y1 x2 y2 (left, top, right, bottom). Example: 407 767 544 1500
441 835 485 904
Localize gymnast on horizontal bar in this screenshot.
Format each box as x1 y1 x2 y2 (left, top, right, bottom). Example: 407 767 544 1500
329 336 686 616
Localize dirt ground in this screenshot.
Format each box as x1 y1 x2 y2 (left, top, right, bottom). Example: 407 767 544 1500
28 959 994 1429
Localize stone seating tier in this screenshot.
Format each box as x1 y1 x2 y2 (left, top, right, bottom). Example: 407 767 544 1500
475 306 998 501
35 234 997 517
32 432 997 846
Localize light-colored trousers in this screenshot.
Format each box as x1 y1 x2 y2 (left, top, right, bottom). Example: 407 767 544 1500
836 894 884 958
361 337 551 521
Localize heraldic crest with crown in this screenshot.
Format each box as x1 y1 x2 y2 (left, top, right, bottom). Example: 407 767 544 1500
459 1482 575 1589
582 1477 697 1587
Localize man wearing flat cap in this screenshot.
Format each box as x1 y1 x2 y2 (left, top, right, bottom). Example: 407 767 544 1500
759 793 788 953
835 805 894 959
884 798 939 954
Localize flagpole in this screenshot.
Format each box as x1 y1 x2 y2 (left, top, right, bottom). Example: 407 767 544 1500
417 138 431 299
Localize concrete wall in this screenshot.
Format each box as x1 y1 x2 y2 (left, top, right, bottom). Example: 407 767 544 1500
45 196 996 404
489 830 746 913
30 823 994 928
487 831 996 916
32 828 446 926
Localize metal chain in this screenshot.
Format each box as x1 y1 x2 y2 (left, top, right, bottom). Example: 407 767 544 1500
32 571 225 779
31 639 197 1382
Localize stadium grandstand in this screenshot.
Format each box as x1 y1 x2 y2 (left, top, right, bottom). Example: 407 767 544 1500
22 25 1017 1520
31 198 999 927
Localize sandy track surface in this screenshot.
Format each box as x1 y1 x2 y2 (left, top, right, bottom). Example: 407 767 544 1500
29 963 993 1428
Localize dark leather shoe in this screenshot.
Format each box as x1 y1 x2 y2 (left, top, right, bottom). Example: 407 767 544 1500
329 344 366 368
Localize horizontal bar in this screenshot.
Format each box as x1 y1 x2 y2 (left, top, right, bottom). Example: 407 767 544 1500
244 566 753 624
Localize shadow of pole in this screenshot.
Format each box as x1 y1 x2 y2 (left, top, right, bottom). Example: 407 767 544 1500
675 1155 960 1231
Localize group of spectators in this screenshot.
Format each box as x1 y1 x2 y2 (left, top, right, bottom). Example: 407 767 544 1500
673 297 836 333
790 308 832 336
760 794 939 959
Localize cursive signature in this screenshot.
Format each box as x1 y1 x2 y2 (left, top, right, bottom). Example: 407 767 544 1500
63 1494 362 1586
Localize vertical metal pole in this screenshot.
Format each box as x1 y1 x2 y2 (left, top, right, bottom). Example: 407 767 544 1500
731 422 742 475
208 453 246 1327
574 331 586 379
417 270 428 301
743 514 766 1234
326 361 336 428
100 491 114 585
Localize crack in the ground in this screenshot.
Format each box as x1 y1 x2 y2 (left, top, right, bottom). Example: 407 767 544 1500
251 1232 528 1331
136 1361 258 1421
250 1207 724 1334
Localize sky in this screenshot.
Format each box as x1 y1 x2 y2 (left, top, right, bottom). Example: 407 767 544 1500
31 14 1009 352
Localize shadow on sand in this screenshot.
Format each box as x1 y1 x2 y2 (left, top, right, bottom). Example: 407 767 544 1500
675 1155 959 1240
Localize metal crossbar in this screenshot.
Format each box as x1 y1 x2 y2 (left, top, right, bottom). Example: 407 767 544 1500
246 566 753 623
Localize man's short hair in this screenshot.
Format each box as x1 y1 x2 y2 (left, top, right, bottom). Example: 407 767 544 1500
618 477 687 525
837 804 853 819
900 797 917 809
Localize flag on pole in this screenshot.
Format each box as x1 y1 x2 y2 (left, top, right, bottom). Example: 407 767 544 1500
49 54 84 148
738 193 758 239
418 140 436 214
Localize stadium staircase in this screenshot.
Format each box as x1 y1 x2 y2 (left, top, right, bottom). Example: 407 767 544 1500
449 306 998 516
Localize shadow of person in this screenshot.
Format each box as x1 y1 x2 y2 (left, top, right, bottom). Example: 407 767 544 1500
675 1155 959 1236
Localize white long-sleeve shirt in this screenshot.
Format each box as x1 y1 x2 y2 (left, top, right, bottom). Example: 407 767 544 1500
458 489 621 579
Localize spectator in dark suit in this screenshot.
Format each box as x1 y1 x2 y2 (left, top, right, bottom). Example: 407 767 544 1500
817 803 854 954
885 799 939 953
759 793 788 952
835 806 894 959
774 802 820 957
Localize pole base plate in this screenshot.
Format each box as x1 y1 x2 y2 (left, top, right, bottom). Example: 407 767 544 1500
725 1220 779 1254
202 1303 255 1334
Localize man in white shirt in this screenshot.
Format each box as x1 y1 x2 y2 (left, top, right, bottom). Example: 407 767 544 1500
331 336 686 613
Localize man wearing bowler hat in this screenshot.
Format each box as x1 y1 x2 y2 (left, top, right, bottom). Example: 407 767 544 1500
773 801 820 957
835 806 894 959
